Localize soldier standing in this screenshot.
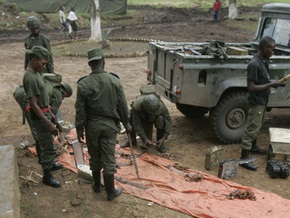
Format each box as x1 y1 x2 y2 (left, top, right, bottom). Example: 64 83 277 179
239 36 285 171
75 48 132 201
23 46 62 187
25 16 54 73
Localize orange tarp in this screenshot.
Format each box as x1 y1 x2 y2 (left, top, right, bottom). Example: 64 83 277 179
29 129 290 217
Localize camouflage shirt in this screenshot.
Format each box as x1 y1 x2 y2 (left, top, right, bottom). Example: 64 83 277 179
24 33 54 73
75 69 129 137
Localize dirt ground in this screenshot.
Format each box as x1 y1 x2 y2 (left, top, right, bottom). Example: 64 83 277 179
0 6 290 218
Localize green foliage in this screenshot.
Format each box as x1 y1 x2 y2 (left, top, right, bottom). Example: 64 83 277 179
101 29 112 49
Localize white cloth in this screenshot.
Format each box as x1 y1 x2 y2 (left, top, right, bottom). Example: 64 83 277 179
59 10 66 23
67 11 77 21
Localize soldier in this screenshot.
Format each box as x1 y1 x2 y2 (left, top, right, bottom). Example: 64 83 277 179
25 16 54 73
239 36 285 171
120 89 172 153
75 48 132 201
23 46 62 187
14 76 73 167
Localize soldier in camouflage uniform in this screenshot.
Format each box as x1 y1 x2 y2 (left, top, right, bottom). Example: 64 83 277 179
121 92 172 153
23 46 61 187
75 48 132 201
25 16 54 73
14 77 73 168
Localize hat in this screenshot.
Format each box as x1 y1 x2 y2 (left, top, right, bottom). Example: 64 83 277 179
26 46 50 60
142 94 161 115
87 48 104 63
26 16 41 29
62 83 73 97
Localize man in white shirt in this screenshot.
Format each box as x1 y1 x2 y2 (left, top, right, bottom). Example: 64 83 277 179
59 6 67 34
67 7 80 39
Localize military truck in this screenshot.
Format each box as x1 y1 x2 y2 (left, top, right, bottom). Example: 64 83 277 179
146 3 290 144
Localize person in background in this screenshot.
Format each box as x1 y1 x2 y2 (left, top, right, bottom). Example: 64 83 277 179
67 7 80 40
120 90 172 153
75 48 132 201
213 0 222 22
59 5 67 34
239 36 285 171
23 46 62 187
25 16 54 73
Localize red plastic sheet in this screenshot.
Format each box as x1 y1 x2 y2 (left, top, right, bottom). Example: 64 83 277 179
29 129 290 217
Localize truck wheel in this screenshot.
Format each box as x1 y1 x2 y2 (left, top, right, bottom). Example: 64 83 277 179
176 103 209 118
210 91 248 144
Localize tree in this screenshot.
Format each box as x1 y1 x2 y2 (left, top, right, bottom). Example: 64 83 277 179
89 0 102 41
228 0 238 19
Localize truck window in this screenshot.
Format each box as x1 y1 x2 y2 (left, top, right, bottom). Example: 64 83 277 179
262 18 290 47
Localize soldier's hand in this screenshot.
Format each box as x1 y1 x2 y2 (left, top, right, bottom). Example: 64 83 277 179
156 138 165 147
78 134 85 144
56 122 63 132
49 124 58 136
145 138 154 146
125 123 132 133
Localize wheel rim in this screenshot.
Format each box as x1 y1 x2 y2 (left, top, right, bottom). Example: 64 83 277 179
225 108 246 129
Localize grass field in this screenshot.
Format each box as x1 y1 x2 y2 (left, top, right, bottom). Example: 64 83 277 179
128 0 290 10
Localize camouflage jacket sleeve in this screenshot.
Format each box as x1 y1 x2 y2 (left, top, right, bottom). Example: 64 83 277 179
131 107 147 141
50 88 63 115
160 101 172 137
116 83 129 128
75 83 87 137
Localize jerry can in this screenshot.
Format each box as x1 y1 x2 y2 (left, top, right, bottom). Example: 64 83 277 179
205 145 223 170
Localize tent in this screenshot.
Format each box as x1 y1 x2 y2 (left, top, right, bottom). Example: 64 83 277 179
6 0 127 14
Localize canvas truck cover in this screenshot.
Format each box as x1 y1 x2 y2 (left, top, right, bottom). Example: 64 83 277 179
6 0 127 14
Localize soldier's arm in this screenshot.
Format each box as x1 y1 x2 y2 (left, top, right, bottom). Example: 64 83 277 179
75 85 86 142
29 96 57 134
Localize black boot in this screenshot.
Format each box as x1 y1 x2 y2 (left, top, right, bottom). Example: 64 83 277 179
92 171 101 193
51 162 63 171
103 174 122 201
120 131 137 148
251 140 267 155
239 149 257 171
120 141 130 148
42 169 61 188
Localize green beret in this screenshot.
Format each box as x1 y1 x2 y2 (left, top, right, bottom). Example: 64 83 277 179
26 46 50 60
26 16 41 29
88 48 104 63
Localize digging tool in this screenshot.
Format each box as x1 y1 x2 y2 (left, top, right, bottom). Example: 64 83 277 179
128 133 140 179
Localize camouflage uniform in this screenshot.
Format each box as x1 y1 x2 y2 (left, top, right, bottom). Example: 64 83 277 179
131 94 172 146
25 16 54 73
23 69 56 170
75 69 129 175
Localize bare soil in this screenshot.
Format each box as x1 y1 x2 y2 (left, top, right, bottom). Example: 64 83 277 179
0 6 289 218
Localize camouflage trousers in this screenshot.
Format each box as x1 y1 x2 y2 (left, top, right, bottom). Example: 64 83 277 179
31 112 57 170
240 105 266 150
86 121 117 175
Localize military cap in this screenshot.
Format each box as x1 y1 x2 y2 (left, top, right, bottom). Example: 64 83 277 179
26 46 50 60
62 83 73 97
142 94 161 115
87 48 104 63
26 16 41 29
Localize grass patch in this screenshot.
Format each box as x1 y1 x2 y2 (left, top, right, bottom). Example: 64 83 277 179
128 0 290 9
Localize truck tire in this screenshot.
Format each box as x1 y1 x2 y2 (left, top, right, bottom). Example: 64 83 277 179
210 91 248 144
176 103 209 118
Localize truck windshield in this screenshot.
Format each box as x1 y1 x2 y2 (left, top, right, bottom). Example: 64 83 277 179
262 18 290 47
